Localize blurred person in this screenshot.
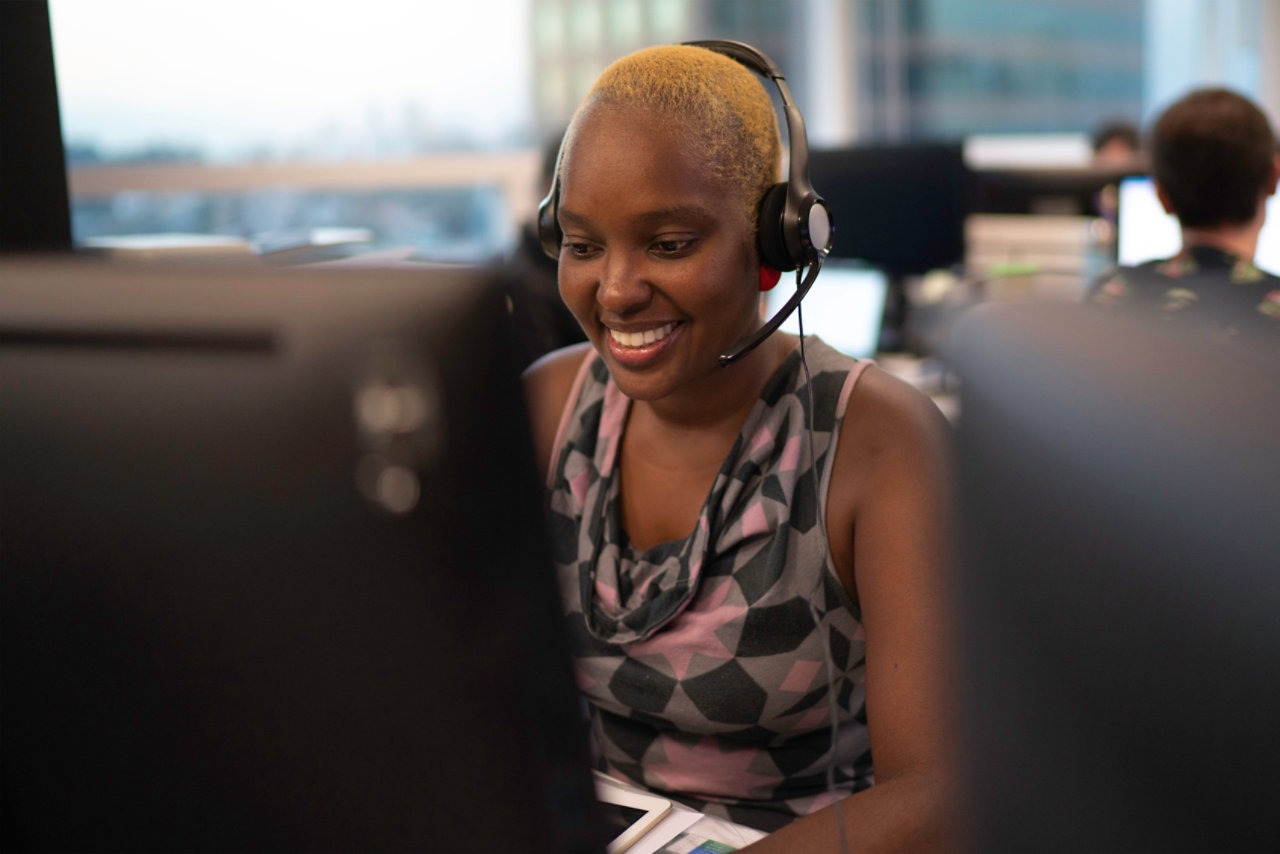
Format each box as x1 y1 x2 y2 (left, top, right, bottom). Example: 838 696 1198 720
1089 88 1280 342
1090 118 1143 230
1090 118 1142 169
523 43 955 852
500 131 587 371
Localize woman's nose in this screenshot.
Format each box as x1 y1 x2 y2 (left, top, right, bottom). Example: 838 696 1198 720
596 250 650 314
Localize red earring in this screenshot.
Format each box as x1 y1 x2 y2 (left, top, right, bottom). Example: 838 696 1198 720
759 265 781 292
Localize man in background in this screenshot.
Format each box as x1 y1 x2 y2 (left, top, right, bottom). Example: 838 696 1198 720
1089 88 1280 342
1090 118 1142 169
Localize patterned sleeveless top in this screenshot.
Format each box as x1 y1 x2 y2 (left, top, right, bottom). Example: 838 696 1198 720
546 338 874 832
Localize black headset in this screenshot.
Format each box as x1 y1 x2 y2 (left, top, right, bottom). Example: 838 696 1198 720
536 39 832 366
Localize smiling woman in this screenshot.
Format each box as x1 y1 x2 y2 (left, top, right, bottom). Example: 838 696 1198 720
522 43 957 854
555 106 760 404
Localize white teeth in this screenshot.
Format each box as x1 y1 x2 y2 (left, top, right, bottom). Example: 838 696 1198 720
610 322 675 348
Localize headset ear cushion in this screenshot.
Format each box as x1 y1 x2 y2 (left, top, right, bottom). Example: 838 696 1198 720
756 183 795 272
536 192 561 260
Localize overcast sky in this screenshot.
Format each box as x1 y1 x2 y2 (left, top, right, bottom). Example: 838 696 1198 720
50 0 533 160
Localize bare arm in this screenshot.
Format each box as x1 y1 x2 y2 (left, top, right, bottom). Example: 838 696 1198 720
744 368 958 853
521 342 594 483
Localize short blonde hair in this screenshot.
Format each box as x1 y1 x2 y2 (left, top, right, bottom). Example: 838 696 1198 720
562 44 782 227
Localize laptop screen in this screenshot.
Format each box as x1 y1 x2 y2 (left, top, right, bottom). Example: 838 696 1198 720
1117 175 1280 275
765 260 888 359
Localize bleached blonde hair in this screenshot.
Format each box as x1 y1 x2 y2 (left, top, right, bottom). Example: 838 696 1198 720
561 44 782 227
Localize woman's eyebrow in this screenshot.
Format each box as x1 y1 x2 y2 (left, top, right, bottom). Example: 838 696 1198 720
558 205 716 229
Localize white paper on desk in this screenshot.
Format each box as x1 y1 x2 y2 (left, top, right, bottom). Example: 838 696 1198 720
594 774 701 854
623 804 702 854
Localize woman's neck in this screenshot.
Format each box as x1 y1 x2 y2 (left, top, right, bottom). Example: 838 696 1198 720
631 333 792 434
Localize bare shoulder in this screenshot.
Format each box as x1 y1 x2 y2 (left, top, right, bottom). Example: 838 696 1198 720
825 363 953 595
521 342 595 481
840 364 952 469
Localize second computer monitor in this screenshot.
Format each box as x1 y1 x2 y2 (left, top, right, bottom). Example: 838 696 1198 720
808 143 968 278
765 259 888 359
1117 175 1280 274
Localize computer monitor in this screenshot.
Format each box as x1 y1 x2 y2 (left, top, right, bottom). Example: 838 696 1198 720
968 165 1140 218
765 260 888 359
0 1 73 252
949 302 1280 852
808 143 968 278
1117 174 1280 275
0 259 607 852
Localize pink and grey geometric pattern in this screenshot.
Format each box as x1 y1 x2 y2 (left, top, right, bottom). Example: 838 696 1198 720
547 339 874 832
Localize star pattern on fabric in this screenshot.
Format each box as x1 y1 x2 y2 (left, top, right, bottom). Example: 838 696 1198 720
568 467 590 508
594 577 620 613
779 659 823 693
777 434 803 473
795 704 831 731
646 734 786 799
551 343 875 830
597 383 628 471
637 577 746 680
740 501 769 539
574 664 598 691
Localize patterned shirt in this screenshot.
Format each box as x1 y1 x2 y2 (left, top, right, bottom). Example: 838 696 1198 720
546 339 873 832
1088 245 1280 343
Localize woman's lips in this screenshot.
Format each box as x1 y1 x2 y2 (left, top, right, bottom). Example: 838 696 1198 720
604 321 680 366
608 322 676 348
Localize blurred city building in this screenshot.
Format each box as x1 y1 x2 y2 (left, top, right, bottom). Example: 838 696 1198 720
48 0 1277 266
531 0 1146 144
531 0 1271 145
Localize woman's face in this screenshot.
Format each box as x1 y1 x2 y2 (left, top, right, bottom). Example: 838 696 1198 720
556 107 761 403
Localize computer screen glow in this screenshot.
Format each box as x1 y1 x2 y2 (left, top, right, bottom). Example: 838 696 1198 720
766 262 888 359
1118 176 1280 275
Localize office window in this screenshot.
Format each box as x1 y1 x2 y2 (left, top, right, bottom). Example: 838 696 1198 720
607 0 644 45
649 0 687 43
708 0 748 29
538 65 570 121
573 62 601 104
49 0 534 262
854 0 1146 139
569 0 603 50
535 2 564 52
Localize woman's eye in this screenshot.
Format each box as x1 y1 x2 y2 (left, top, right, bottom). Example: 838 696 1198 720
653 239 694 256
563 242 596 258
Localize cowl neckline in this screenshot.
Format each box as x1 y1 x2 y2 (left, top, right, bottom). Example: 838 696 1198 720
580 347 806 644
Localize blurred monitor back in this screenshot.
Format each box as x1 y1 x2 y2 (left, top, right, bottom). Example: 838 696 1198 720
1117 175 1280 275
765 260 887 359
949 302 1280 852
809 143 968 278
0 1 72 252
0 259 606 853
969 165 1139 218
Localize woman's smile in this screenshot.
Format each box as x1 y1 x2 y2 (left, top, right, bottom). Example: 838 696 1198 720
605 321 682 366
